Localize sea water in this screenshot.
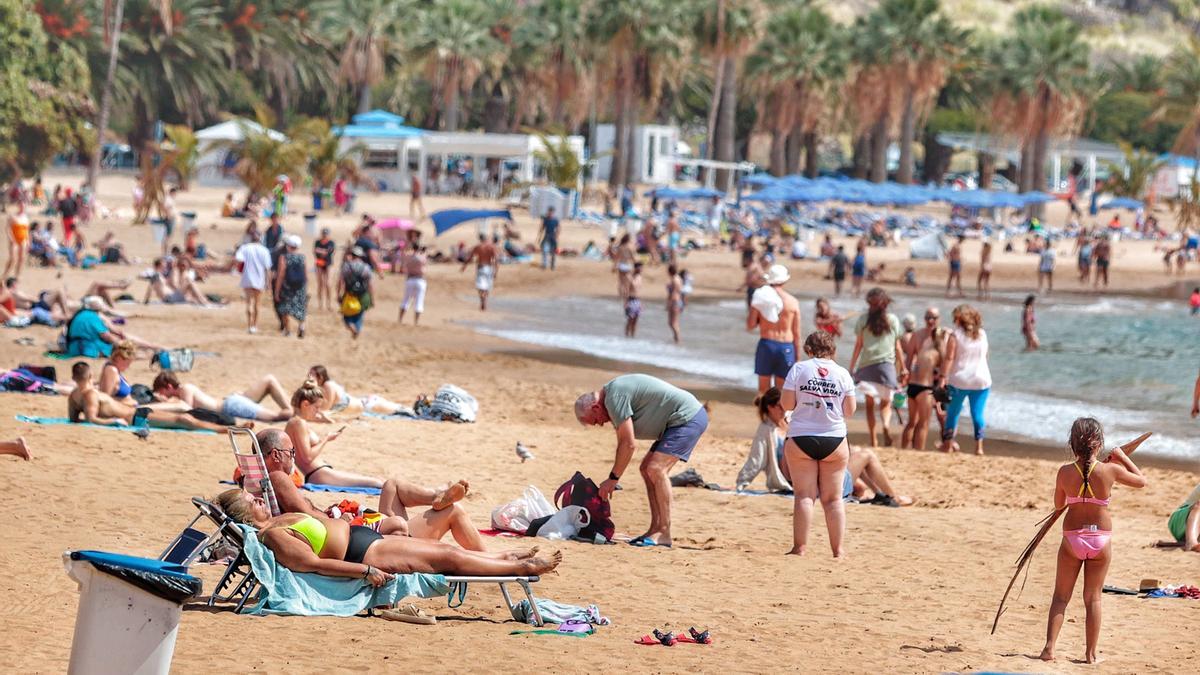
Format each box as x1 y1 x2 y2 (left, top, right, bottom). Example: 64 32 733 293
475 290 1199 460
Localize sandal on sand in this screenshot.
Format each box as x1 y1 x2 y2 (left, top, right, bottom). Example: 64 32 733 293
677 627 712 645
634 629 676 646
629 535 671 548
379 604 437 625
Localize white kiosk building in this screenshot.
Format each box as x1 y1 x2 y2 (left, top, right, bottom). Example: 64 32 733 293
593 124 684 184
332 110 426 192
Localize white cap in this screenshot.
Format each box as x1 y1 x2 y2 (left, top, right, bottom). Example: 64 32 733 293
764 264 790 285
284 234 302 248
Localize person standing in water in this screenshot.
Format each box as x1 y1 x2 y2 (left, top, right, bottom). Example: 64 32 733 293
1022 295 1040 351
829 245 849 297
1093 235 1112 289
747 264 801 394
851 240 867 297
946 236 964 298
461 234 498 311
666 264 684 344
624 262 643 337
901 307 946 451
849 288 908 448
1039 418 1145 664
977 240 993 301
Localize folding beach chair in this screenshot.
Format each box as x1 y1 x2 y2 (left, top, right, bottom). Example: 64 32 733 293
158 505 225 566
192 496 261 612
228 427 280 516
443 575 545 626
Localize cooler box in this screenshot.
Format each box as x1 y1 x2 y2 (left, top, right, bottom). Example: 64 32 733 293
63 550 202 675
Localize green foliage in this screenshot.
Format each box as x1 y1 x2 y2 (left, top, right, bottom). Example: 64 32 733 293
162 124 199 189
215 109 309 199
288 117 364 189
0 0 91 184
1102 142 1166 198
1086 91 1180 154
531 132 582 190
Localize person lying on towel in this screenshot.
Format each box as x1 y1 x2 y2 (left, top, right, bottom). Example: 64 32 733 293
67 362 249 433
215 488 561 584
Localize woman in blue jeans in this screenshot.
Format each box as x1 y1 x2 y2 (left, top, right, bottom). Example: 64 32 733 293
939 304 992 455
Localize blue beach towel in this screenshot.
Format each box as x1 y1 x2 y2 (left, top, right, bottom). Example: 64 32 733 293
15 415 217 435
237 524 449 616
301 483 383 495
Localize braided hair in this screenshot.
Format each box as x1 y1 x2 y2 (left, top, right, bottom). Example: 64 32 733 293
1068 417 1105 493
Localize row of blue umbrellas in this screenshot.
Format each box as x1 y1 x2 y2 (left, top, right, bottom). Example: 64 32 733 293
738 174 1067 209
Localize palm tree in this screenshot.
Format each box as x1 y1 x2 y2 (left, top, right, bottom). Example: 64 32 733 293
1159 37 1200 182
513 0 591 129
1102 142 1165 198
745 7 844 177
84 0 234 153
988 6 1090 195
288 117 364 192
695 0 761 189
414 0 504 131
215 109 309 201
162 124 198 190
532 132 583 191
587 0 686 188
317 0 408 115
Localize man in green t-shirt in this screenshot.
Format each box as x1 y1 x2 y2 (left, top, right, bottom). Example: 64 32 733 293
574 374 707 548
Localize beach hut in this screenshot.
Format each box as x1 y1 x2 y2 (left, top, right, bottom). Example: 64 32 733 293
421 131 585 196
593 124 682 184
194 118 288 188
333 110 426 192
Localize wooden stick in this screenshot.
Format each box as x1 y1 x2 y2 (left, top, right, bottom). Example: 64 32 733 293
991 432 1150 634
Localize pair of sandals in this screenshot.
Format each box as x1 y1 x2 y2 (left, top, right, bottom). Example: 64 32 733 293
635 627 712 646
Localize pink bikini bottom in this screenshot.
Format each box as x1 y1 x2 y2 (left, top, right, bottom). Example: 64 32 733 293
1064 528 1112 560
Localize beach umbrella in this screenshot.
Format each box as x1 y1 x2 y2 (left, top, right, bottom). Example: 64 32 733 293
430 209 512 236
687 187 726 199
1100 197 1143 210
1019 191 1057 205
742 184 802 202
740 174 777 187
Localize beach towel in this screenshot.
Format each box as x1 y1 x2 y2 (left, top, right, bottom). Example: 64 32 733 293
236 525 449 616
300 484 383 495
511 598 610 626
414 384 479 423
15 415 217 434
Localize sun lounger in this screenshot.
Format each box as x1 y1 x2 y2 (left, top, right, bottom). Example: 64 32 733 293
158 503 226 566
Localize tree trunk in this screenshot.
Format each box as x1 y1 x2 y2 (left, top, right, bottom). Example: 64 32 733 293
705 55 726 162
852 133 870 179
769 129 786 176
785 122 803 175
1031 97 1051 195
552 53 567 126
609 59 628 189
1017 141 1034 193
922 127 951 184
896 88 917 184
357 82 373 115
804 132 819 178
714 58 738 191
444 59 462 131
869 115 889 183
87 0 126 192
483 82 507 133
624 84 640 186
977 151 995 189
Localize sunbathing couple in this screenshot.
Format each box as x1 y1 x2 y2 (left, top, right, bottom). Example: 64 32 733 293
67 362 250 432
216 429 561 581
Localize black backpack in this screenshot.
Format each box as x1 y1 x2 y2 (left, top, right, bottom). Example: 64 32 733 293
284 255 306 289
346 267 368 296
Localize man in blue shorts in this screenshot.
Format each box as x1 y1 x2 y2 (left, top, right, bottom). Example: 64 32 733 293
574 374 707 548
747 264 801 394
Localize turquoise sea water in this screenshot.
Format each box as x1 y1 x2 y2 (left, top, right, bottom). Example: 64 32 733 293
475 290 1200 460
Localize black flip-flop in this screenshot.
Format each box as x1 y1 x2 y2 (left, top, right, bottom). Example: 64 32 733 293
869 493 901 508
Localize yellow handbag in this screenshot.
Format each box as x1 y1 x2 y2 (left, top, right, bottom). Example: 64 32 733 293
340 294 362 316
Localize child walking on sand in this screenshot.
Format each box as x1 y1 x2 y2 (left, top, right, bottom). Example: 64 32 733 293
1040 418 1145 664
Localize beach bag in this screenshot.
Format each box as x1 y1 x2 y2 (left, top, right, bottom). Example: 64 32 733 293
0 368 57 394
340 294 362 316
17 364 55 382
151 348 194 372
533 505 591 540
283 255 306 289
490 486 556 533
424 384 479 423
554 472 615 543
346 268 369 296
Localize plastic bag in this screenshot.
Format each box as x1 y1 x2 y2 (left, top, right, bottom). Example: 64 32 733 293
491 486 555 533
535 505 591 541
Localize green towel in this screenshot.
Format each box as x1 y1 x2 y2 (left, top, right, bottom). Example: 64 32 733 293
237 525 450 616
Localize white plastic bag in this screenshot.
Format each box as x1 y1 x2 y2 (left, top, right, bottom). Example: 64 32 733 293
535 505 591 541
490 486 556 533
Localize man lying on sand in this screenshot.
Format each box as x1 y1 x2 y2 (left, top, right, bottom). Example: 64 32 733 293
216 489 561 582
151 371 292 422
253 429 493 552
68 362 249 432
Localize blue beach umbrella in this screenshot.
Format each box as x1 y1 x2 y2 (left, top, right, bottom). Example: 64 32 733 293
431 209 513 236
1100 197 1144 210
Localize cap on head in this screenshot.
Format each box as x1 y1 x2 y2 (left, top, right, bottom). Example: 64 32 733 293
284 234 302 249
350 246 365 258
764 264 790 285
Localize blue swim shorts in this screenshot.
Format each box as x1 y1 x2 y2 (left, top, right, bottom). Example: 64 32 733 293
754 338 795 380
650 407 708 463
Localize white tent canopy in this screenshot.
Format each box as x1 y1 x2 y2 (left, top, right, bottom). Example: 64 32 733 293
909 232 947 261
195 118 286 143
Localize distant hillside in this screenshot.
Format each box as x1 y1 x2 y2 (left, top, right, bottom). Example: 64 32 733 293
818 0 1196 58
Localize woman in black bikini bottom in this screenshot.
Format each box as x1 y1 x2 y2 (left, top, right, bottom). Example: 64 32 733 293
790 436 845 461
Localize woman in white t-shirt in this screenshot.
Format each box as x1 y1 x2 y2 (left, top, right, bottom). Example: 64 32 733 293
780 331 857 557
938 304 992 455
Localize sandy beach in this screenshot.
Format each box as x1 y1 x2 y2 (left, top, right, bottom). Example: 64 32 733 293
1 172 1198 673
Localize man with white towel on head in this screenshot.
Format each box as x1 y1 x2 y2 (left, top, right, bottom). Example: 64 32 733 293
747 264 801 394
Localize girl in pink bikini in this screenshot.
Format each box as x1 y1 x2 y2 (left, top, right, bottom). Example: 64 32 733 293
1040 418 1146 664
